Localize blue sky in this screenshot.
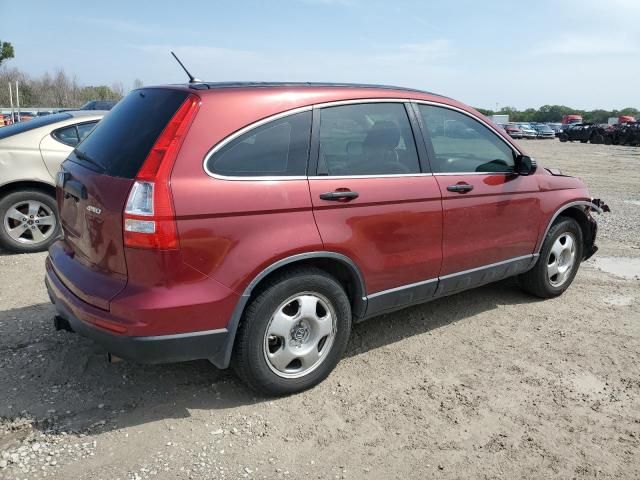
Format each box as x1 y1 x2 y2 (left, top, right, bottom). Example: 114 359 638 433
2 0 639 109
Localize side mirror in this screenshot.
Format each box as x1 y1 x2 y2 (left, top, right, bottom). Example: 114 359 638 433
515 155 537 176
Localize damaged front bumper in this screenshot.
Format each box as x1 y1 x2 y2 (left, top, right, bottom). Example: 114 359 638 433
583 198 611 260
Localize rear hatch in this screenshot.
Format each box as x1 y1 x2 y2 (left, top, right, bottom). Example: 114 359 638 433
52 87 190 309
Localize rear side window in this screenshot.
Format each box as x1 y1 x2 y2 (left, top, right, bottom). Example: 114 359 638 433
77 122 97 141
52 125 80 146
71 88 188 178
206 111 311 177
52 121 98 147
317 103 420 176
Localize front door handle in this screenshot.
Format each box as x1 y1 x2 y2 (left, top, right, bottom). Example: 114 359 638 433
447 183 474 193
319 191 359 201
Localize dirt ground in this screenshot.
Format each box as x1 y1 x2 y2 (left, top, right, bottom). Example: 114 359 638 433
1 140 639 480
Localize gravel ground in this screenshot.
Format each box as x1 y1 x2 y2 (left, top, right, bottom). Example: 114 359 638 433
0 140 639 480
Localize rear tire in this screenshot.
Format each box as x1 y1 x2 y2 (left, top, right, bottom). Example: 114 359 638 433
519 217 583 298
559 133 568 142
0 189 60 253
233 267 352 396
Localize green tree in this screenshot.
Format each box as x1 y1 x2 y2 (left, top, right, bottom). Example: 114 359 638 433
0 40 15 66
475 107 494 116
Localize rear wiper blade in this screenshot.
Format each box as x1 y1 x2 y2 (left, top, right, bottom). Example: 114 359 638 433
74 149 105 171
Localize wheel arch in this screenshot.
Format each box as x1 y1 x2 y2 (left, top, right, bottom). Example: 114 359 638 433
0 180 57 199
210 252 367 369
537 201 597 260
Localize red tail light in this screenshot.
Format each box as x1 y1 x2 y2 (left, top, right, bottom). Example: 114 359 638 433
123 94 199 249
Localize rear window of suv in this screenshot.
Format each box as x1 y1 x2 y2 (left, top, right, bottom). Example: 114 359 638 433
71 88 188 178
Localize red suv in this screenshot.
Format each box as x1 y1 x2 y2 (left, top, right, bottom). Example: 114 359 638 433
46 83 605 395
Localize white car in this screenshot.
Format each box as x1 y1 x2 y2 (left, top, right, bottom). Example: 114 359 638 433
515 123 538 139
0 111 106 253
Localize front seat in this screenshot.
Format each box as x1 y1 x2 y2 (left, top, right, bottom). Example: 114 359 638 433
358 121 409 174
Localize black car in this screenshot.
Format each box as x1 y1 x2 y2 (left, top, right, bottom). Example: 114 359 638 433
80 100 118 111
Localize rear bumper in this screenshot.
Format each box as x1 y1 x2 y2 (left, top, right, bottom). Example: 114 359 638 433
45 259 231 365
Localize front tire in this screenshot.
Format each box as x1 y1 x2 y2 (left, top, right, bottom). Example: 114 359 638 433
519 217 583 298
233 267 352 396
0 190 60 253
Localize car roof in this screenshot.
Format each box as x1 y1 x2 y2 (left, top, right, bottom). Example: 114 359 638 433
185 81 444 96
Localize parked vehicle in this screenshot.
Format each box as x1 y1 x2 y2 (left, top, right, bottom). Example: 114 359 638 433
515 123 537 139
502 124 523 139
558 123 607 144
604 121 640 146
562 114 582 125
607 115 636 125
2 112 35 124
0 111 105 253
547 123 563 135
531 123 555 139
80 100 118 111
46 83 606 396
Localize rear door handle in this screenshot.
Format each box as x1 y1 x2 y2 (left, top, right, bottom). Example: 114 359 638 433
447 183 474 193
319 191 359 201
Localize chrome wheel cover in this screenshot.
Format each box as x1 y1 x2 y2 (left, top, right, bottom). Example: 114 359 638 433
263 292 337 379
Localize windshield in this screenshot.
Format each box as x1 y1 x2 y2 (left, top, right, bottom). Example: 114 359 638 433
0 113 72 140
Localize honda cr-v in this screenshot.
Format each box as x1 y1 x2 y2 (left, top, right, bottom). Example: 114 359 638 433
46 83 605 395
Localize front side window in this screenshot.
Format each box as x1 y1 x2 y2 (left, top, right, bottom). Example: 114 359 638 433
419 105 515 173
207 111 311 177
317 103 420 176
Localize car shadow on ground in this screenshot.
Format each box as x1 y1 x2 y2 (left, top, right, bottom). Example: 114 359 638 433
0 278 541 439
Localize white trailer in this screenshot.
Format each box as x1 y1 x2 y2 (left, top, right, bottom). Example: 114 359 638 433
491 114 509 125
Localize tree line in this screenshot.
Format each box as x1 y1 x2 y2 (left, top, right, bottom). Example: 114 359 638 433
476 105 639 124
0 66 143 109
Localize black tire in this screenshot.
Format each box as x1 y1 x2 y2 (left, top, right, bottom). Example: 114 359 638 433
233 267 352 396
519 217 583 299
591 134 604 144
0 189 60 254
559 133 568 142
580 139 588 143
604 136 612 145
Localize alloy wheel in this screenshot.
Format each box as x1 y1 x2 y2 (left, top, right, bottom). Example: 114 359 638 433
3 200 57 245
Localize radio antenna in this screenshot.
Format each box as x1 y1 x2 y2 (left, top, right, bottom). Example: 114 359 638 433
171 51 201 83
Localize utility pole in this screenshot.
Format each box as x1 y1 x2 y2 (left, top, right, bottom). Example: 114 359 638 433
8 82 14 123
15 81 21 122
